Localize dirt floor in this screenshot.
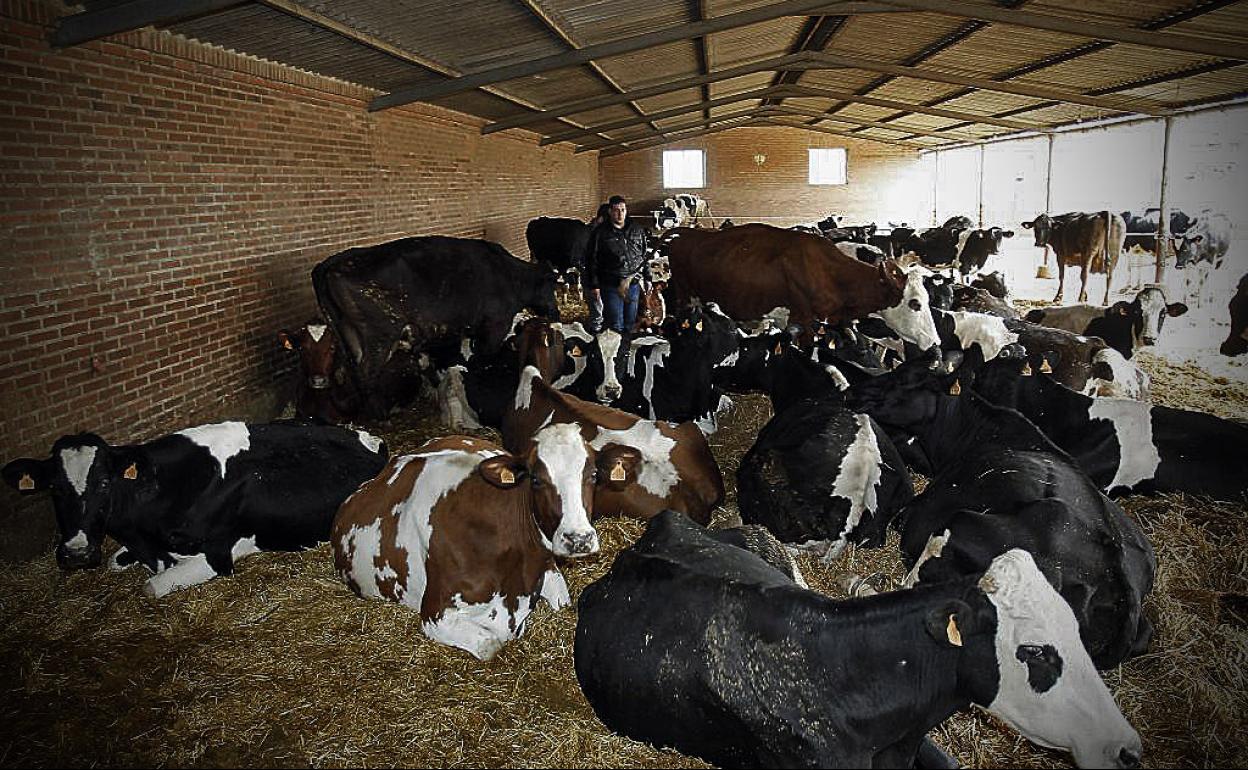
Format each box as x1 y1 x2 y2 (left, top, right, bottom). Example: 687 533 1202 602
1 310 1246 768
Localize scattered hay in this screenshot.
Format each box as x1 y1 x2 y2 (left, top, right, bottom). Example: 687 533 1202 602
2 362 1246 768
1135 351 1248 421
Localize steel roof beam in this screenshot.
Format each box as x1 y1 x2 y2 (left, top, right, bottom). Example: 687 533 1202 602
50 0 247 47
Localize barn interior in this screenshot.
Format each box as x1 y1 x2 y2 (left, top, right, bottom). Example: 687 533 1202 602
1 1 1247 767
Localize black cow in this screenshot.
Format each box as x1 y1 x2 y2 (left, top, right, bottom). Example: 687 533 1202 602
970 270 1009 299
842 354 1156 669
956 228 1015 277
951 284 1019 319
738 398 913 560
576 511 1143 769
968 355 1248 501
526 216 591 296
312 236 559 418
2 421 389 597
1221 272 1248 356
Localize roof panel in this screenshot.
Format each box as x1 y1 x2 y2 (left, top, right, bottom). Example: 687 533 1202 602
706 16 803 69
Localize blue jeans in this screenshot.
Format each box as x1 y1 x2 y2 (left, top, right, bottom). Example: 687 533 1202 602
602 279 641 334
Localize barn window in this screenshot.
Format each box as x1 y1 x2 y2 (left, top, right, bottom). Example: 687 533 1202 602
809 148 847 185
663 149 705 188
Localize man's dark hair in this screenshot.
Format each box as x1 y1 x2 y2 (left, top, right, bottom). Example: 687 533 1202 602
608 195 627 207
595 202 611 220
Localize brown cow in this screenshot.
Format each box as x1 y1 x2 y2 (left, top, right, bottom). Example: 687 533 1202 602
502 362 724 526
332 432 599 660
277 319 357 423
663 224 909 329
633 280 667 336
1022 212 1126 304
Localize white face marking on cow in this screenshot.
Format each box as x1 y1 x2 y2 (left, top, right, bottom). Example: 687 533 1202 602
595 329 624 403
877 269 941 351
982 549 1141 769
65 530 89 552
1086 398 1160 492
504 310 534 341
556 322 594 343
307 324 327 343
516 365 541 410
901 529 950 588
424 592 526 661
59 446 97 497
176 422 251 479
355 429 384 454
824 366 851 391
831 414 883 544
948 310 1020 361
540 568 571 610
1090 349 1150 401
552 355 587 390
533 423 598 557
590 421 680 498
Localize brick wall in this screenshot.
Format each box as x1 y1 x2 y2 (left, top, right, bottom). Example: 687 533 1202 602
0 1 599 556
600 125 933 229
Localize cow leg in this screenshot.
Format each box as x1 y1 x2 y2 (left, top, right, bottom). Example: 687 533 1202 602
539 568 571 610
143 553 219 598
1078 258 1090 304
1053 260 1066 303
1103 259 1114 305
901 529 951 588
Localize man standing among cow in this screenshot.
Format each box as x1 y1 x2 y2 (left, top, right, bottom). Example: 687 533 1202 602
586 195 649 335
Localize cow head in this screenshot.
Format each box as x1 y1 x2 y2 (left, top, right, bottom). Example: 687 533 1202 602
843 350 952 430
1171 232 1204 269
1131 287 1186 347
478 423 600 558
877 267 941 352
516 318 567 382
279 319 338 393
1220 275 1248 356
1021 214 1053 248
4 433 148 570
922 270 956 311
954 549 1142 769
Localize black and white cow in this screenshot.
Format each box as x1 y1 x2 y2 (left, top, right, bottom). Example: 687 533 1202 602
737 397 913 561
842 354 1156 668
1172 212 1232 308
956 228 1015 277
1004 319 1151 401
525 216 592 296
1120 208 1193 255
834 239 888 265
2 421 389 597
970 270 1009 300
575 511 1143 769
968 356 1248 501
951 284 1020 319
1033 290 1187 360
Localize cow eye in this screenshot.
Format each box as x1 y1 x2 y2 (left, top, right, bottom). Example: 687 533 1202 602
531 476 544 489
590 469 599 483
908 299 922 311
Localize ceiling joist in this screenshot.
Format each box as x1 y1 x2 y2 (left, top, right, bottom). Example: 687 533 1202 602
50 0 246 47
786 84 1044 130
599 118 771 158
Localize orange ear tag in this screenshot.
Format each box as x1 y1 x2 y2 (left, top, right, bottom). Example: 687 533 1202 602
1022 362 1033 376
610 459 627 482
1040 360 1053 374
123 463 138 480
499 468 515 485
947 615 963 646
949 380 962 396
18 474 35 491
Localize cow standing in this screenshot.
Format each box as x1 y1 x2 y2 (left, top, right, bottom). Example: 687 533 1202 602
526 216 592 300
1172 212 1232 308
3 421 388 598
576 511 1142 769
1022 211 1126 304
278 319 359 423
312 236 559 418
332 433 598 660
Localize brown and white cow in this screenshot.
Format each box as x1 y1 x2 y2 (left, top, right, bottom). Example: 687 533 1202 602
663 224 914 332
332 431 601 660
502 362 724 526
277 319 357 423
1022 212 1126 305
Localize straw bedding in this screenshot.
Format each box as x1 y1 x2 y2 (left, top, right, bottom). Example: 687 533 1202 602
1 332 1245 768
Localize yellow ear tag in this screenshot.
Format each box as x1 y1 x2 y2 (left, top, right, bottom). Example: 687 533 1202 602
18 473 35 491
949 380 962 396
947 615 963 647
571 344 583 357
774 342 783 355
282 338 293 350
499 468 515 485
695 320 703 332
681 320 690 329
123 463 138 480
1022 362 1033 376
828 338 837 349
610 459 627 482
1040 360 1053 374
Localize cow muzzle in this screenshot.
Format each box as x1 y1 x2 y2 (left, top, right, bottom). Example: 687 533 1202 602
597 382 623 403
556 529 599 558
56 543 102 570
307 375 331 390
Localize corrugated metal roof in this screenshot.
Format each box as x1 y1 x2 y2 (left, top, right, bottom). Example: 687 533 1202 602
58 0 1248 155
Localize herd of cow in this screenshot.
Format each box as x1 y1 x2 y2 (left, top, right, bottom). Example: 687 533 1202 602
4 210 1246 769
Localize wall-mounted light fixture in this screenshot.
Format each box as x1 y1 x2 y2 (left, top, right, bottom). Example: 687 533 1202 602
752 153 767 167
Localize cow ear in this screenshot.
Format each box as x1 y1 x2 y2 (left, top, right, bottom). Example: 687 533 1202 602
925 600 974 647
1109 301 1131 317
477 455 528 489
278 330 297 351
1167 302 1188 318
2 458 51 495
595 445 642 490
1021 221 1034 230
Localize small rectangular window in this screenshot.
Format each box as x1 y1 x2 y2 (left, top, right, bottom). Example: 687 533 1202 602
663 149 705 188
809 147 847 185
